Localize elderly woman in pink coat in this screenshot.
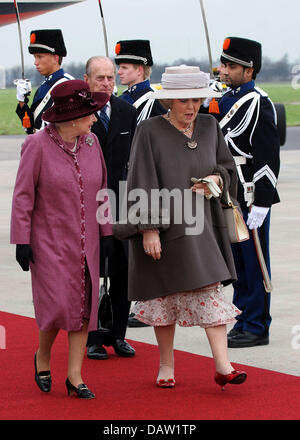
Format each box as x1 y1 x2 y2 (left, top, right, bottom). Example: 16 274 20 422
10 80 112 399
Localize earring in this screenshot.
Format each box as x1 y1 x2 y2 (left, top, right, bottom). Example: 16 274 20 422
72 121 76 127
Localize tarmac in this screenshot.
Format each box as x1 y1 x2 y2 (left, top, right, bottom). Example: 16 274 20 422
0 129 299 377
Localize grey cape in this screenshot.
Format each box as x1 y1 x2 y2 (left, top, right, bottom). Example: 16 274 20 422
113 114 238 302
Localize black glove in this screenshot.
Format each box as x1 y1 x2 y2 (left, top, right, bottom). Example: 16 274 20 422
100 235 115 261
16 244 35 271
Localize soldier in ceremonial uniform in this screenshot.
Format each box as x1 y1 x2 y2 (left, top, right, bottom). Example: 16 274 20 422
216 37 280 347
15 29 72 134
115 39 166 124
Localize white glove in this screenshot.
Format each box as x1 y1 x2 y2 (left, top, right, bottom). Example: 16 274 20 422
247 205 270 230
14 79 31 102
209 79 223 93
202 80 223 108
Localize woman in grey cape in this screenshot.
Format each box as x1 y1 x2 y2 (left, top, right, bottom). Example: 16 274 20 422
114 65 247 390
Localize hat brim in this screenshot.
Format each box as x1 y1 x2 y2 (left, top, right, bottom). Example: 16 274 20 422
149 88 221 99
42 92 110 123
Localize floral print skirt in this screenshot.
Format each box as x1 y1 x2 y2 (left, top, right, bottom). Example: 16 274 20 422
132 283 240 328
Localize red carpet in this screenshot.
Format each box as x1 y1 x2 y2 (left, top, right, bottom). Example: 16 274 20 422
0 311 299 421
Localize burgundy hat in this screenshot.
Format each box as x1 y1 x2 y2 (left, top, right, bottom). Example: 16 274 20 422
43 79 109 123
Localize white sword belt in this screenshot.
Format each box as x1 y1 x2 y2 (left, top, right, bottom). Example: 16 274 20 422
233 156 255 207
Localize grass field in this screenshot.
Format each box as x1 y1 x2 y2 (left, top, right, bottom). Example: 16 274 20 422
0 82 299 135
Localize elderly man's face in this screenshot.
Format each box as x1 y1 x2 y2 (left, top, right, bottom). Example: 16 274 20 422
85 59 115 96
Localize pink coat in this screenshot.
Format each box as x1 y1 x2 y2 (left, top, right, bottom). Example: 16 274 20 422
10 124 112 332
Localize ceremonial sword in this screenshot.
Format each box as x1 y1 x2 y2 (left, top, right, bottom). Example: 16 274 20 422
252 228 273 293
13 0 31 128
13 0 25 80
97 0 109 57
198 0 213 78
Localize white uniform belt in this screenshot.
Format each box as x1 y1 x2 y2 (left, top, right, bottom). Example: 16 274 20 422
234 156 247 166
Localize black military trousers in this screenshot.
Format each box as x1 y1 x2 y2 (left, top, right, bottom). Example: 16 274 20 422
231 210 272 335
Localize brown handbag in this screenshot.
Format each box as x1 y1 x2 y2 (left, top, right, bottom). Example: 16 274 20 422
223 193 249 243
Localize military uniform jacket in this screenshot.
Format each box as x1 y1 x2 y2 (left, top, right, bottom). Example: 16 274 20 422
120 79 166 122
16 68 72 134
217 81 280 210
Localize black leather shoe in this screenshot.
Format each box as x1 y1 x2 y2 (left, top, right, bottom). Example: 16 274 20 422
228 330 269 348
66 378 95 399
87 344 108 360
227 328 243 338
112 339 135 357
128 313 150 328
34 352 52 393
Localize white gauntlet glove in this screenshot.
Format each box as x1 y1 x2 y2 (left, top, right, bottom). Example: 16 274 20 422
15 79 31 102
247 205 269 230
202 80 223 108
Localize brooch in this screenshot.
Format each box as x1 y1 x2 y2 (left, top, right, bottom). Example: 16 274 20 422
186 141 197 149
86 136 94 147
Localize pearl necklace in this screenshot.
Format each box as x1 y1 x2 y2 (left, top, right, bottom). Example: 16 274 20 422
70 137 78 152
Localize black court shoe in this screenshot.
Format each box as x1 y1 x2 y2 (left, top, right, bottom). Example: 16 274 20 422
65 378 95 399
34 352 52 393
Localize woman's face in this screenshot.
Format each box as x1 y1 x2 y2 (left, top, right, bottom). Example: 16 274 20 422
74 113 97 135
170 98 203 127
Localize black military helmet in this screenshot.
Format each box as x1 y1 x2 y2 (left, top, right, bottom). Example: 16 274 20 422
220 37 262 74
115 39 153 66
28 29 67 57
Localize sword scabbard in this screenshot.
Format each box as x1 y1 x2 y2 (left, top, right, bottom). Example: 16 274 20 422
252 229 273 293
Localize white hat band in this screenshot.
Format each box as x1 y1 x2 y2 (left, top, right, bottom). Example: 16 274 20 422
29 43 55 53
161 71 210 90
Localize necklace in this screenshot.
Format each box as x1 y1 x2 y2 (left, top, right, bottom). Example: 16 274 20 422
165 111 197 149
166 111 193 134
70 137 78 153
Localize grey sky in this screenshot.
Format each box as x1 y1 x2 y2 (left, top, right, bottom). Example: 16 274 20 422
0 0 299 72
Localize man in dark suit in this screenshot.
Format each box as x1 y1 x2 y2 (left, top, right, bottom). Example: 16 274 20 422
84 56 137 359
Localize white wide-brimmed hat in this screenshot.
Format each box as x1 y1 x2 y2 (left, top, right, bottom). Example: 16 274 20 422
149 65 221 99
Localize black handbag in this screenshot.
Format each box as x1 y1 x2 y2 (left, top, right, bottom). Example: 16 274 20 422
98 257 113 332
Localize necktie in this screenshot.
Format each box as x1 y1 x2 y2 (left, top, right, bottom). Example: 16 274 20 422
100 104 110 131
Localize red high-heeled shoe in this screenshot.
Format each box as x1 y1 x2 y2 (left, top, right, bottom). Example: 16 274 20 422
214 370 247 391
156 378 176 388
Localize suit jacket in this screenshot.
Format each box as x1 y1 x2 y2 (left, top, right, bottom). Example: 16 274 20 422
92 94 137 217
92 94 137 275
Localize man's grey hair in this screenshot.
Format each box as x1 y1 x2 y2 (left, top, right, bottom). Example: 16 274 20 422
85 56 116 76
